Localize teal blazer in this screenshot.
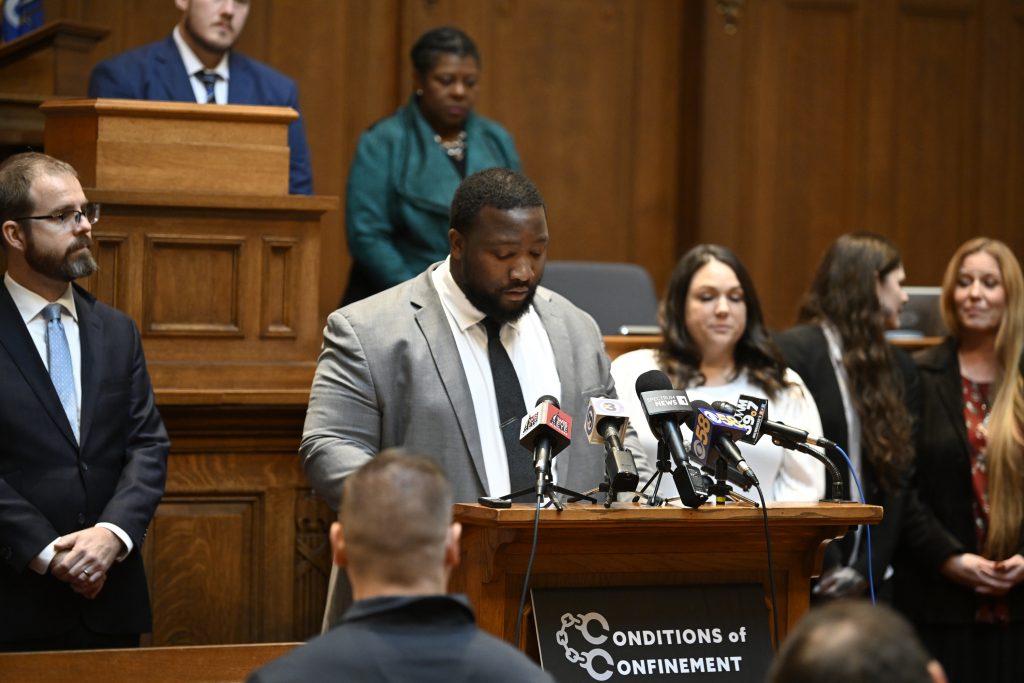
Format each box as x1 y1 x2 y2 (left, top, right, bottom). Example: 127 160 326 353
342 98 521 303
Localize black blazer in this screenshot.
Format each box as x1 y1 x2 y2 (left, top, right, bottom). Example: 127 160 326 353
894 338 1024 624
775 323 920 583
0 283 169 642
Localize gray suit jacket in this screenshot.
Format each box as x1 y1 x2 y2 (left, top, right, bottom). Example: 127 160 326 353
301 264 647 509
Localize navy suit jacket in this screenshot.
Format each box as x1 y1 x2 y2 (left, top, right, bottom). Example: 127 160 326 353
0 283 169 642
88 35 313 195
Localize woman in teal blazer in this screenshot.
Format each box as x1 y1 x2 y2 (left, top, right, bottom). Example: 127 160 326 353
342 27 521 304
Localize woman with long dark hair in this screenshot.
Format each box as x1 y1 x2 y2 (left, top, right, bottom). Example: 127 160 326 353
895 238 1024 682
612 244 825 502
776 232 919 599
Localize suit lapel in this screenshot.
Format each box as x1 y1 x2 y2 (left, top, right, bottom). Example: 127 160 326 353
155 35 198 102
75 287 102 450
226 52 255 104
410 273 489 491
0 285 79 447
930 343 971 456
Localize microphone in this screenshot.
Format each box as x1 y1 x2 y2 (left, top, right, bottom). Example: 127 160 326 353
687 400 759 486
584 397 639 493
519 395 572 497
634 370 708 508
724 395 836 450
721 395 843 500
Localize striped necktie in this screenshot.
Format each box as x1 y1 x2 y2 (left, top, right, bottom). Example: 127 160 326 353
197 70 219 103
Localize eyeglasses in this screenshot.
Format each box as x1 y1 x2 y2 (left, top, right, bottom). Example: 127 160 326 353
12 203 101 229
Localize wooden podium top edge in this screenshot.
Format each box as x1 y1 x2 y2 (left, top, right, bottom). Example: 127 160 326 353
39 98 299 123
84 188 339 212
0 20 109 59
454 501 884 526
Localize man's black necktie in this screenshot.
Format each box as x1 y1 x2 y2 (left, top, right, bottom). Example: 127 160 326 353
482 317 534 498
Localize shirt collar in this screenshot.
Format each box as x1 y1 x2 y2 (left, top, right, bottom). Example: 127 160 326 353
3 272 77 324
341 594 474 625
432 257 526 335
173 25 230 81
820 320 845 364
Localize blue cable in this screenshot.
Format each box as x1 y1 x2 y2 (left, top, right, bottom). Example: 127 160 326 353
829 443 876 605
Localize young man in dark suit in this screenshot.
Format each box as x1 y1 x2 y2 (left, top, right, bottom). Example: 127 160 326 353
0 152 169 651
87 0 313 195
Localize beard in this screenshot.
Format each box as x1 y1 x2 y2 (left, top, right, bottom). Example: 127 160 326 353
183 14 237 55
461 278 537 325
24 233 98 282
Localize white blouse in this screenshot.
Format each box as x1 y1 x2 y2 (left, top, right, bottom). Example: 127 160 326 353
610 349 826 503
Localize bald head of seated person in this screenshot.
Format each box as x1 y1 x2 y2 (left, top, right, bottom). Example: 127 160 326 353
767 600 947 683
247 450 554 683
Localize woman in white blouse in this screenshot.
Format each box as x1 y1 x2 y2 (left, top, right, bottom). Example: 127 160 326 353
611 244 825 503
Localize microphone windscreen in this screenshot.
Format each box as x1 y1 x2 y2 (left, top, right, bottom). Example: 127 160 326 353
536 394 560 408
635 369 673 395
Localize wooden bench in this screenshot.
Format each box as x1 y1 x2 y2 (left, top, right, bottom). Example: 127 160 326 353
0 642 300 683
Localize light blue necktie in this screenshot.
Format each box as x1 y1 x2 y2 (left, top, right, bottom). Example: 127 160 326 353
42 303 79 442
197 70 219 104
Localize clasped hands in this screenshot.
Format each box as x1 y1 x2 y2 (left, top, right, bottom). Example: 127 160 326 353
941 552 1024 596
47 527 124 600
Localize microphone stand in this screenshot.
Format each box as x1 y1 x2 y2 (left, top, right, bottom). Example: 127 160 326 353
576 442 637 508
633 442 674 506
770 438 846 502
706 457 759 507
480 460 596 510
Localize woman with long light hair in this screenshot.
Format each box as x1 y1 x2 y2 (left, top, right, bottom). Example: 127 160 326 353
896 237 1024 682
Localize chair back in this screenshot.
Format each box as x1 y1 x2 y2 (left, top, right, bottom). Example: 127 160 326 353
541 261 660 335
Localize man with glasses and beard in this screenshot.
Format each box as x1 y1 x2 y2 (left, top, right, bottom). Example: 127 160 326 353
302 168 644 627
0 152 169 651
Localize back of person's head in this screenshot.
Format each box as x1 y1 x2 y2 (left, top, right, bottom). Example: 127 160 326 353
658 243 789 397
338 450 453 587
768 601 944 683
449 167 545 235
798 232 901 334
411 26 480 76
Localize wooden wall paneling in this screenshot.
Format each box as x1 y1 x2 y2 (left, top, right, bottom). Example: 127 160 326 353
309 1 403 320
889 0 978 286
976 0 1024 258
759 0 865 326
401 0 685 286
628 0 691 291
146 405 334 645
699 0 747 263
145 494 260 644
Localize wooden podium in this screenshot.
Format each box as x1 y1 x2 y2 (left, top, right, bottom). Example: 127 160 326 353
0 21 108 151
450 502 882 651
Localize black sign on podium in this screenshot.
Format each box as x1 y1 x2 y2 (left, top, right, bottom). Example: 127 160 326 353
532 584 772 682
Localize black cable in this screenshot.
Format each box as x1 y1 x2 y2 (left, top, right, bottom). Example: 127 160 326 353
754 482 781 651
514 494 543 649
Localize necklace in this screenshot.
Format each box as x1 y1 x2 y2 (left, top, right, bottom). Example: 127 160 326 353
434 130 467 161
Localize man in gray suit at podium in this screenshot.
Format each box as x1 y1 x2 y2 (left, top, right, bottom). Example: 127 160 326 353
301 168 645 626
